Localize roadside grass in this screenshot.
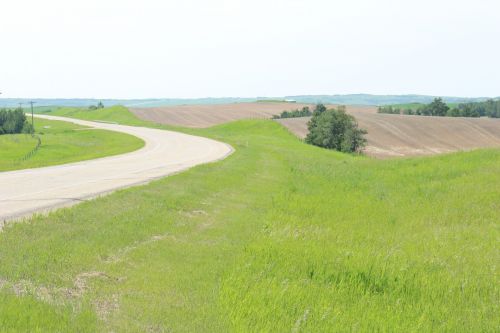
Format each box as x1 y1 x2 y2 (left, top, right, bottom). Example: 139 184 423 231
0 118 144 172
0 111 498 331
43 106 155 127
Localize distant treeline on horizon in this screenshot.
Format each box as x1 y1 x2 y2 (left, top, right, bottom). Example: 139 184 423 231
0 94 498 108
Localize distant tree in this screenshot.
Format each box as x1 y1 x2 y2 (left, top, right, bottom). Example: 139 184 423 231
379 98 500 119
377 106 401 114
88 102 104 110
447 108 462 117
0 108 31 135
272 106 312 119
420 98 449 116
460 105 480 117
306 106 367 153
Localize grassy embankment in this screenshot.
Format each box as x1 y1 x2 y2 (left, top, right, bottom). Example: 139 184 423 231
0 117 144 172
40 106 154 127
0 106 498 331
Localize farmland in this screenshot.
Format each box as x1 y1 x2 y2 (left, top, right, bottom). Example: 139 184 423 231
0 117 144 172
128 102 500 158
279 112 500 158
130 102 378 128
0 108 498 331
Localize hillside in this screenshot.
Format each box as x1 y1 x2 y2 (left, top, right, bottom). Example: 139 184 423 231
278 113 500 158
0 119 498 331
129 103 500 158
130 103 376 128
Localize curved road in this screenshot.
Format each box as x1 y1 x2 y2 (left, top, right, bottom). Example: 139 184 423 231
0 115 233 223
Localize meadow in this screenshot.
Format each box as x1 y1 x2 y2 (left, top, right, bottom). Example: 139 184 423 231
41 106 154 127
0 107 498 331
0 117 144 172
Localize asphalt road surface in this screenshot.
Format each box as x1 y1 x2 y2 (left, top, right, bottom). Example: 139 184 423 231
0 115 233 223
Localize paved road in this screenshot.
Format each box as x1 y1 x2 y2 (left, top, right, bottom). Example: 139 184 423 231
0 115 233 223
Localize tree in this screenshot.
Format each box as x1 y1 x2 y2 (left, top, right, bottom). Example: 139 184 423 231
88 101 104 110
447 108 461 117
0 108 30 135
313 103 327 115
460 105 480 117
272 106 312 119
420 98 449 116
305 105 367 153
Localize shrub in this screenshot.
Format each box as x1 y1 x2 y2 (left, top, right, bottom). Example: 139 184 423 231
0 108 32 135
272 107 312 119
305 105 367 153
418 98 449 116
377 106 401 114
88 101 105 111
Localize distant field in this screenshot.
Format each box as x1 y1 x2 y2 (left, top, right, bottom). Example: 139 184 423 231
0 118 498 331
0 118 144 172
278 113 500 158
130 102 377 128
128 102 500 158
389 102 459 110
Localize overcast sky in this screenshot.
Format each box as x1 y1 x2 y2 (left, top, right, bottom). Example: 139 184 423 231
1 0 499 99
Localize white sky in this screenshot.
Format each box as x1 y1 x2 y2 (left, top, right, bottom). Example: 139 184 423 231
1 0 499 99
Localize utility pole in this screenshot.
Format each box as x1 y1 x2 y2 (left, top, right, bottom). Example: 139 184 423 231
29 101 36 130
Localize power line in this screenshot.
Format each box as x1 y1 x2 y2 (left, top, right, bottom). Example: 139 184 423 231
29 101 36 130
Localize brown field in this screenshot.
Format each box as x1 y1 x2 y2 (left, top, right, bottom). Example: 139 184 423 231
131 102 500 158
278 113 500 158
130 102 377 128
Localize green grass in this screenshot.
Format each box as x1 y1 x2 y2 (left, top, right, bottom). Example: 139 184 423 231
0 118 144 172
0 110 498 331
41 105 154 127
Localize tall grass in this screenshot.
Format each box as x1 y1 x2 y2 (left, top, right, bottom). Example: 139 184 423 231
0 117 497 331
0 118 144 171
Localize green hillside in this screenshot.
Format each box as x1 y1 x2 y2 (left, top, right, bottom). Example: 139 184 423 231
0 117 144 172
0 111 498 331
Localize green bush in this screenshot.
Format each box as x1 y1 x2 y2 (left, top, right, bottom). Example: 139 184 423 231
377 106 401 114
0 108 32 135
305 104 367 153
272 107 312 119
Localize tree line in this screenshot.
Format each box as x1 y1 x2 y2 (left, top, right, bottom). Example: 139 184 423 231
88 101 105 110
0 108 34 135
272 106 312 119
378 98 500 118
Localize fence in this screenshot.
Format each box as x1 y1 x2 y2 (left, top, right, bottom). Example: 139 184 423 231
15 134 42 163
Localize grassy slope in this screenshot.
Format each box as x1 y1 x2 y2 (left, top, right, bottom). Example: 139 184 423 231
0 118 144 172
0 108 498 331
45 106 155 127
